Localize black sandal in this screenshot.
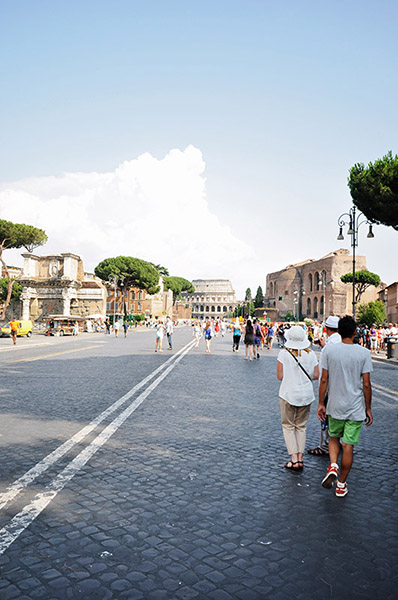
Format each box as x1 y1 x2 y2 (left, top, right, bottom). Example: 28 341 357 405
307 447 328 456
284 461 300 470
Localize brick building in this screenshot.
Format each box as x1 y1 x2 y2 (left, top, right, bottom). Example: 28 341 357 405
378 282 398 323
265 249 382 320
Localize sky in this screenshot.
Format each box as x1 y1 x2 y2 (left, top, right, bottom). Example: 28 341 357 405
0 0 397 298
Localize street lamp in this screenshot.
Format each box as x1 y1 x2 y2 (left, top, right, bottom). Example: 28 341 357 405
108 274 124 326
337 205 375 318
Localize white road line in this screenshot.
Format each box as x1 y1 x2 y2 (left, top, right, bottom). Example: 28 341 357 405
0 340 194 556
0 342 52 353
0 340 195 513
372 382 397 397
372 388 398 401
373 395 396 408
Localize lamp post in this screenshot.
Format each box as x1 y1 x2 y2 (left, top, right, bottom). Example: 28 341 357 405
108 274 120 326
337 205 375 318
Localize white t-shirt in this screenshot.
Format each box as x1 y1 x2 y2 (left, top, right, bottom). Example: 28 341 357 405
322 343 373 421
319 332 341 374
277 349 318 406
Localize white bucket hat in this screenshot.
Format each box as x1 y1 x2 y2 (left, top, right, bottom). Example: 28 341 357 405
284 325 310 350
325 316 339 329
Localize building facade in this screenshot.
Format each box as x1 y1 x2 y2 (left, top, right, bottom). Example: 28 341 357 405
18 253 106 321
265 249 382 320
182 279 238 319
106 277 174 320
378 282 398 323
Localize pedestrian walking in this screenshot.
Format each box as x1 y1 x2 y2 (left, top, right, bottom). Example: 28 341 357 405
232 318 242 352
105 319 111 335
193 322 201 348
73 321 79 336
244 319 254 360
318 315 373 497
308 316 341 457
267 324 275 350
155 319 165 352
204 320 212 353
165 316 173 350
123 321 129 337
9 317 19 345
277 326 319 470
253 318 262 359
114 320 120 338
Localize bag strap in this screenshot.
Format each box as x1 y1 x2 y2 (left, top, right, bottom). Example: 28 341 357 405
285 348 312 382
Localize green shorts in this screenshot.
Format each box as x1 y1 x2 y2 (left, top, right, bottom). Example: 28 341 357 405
328 416 363 446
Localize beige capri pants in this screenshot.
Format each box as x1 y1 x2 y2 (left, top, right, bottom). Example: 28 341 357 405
280 398 312 455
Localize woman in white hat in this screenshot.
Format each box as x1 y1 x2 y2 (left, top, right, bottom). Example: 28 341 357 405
277 325 319 470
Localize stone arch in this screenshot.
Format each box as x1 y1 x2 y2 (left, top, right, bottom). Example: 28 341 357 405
315 272 320 291
308 273 313 292
200 305 204 312
211 306 215 312
217 306 221 312
223 306 227 312
307 297 311 315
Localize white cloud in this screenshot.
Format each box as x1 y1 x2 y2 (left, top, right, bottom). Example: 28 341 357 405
0 146 254 296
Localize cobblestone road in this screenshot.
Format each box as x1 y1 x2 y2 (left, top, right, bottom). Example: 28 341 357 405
0 328 397 599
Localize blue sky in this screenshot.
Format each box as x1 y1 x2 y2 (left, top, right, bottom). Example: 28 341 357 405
1 0 397 296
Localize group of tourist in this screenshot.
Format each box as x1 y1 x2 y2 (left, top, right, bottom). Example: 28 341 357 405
277 314 373 499
190 313 376 498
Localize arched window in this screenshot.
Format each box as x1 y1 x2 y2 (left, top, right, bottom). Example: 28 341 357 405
131 291 136 300
314 296 318 317
229 306 233 312
315 272 320 291
200 305 204 312
307 297 311 315
211 306 215 312
308 274 313 292
223 306 227 312
270 282 274 296
205 306 209 312
217 306 221 312
320 295 324 315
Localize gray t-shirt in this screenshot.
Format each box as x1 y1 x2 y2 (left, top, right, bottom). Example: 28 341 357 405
322 343 373 421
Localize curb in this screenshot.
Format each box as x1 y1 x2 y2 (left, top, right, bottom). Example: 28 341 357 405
372 355 398 367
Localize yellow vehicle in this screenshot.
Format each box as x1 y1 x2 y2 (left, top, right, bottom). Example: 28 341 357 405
0 320 33 338
45 315 85 336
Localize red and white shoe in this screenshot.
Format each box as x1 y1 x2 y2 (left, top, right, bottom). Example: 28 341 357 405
335 481 348 497
321 463 339 489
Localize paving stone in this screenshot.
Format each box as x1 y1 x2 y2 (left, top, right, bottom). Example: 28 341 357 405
0 333 396 599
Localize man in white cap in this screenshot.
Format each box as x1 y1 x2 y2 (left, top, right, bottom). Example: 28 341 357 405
308 315 341 456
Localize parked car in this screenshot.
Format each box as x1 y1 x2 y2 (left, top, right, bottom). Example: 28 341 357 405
0 320 33 337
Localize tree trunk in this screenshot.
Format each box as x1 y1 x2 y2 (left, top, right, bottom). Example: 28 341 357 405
0 252 14 320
